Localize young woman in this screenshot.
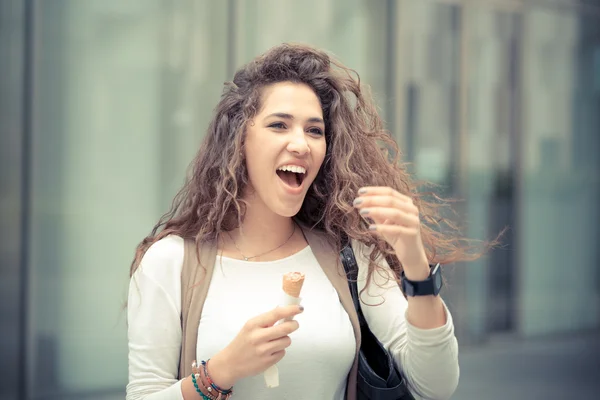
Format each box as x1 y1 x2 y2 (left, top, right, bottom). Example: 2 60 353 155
126 43 475 400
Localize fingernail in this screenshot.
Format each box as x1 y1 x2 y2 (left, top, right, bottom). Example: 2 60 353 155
298 305 304 312
369 224 377 231
358 188 367 195
359 208 370 215
353 198 363 206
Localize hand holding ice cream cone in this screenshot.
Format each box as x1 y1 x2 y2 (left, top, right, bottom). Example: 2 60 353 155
207 304 304 390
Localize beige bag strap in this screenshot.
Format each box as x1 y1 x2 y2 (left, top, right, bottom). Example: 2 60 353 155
178 238 218 379
301 226 359 400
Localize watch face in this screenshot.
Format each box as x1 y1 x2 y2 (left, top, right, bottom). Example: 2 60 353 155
434 271 442 289
432 264 442 290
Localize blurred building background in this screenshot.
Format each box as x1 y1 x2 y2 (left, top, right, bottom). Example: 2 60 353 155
1 0 599 399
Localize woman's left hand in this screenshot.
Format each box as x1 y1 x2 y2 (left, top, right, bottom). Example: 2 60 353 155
353 186 428 272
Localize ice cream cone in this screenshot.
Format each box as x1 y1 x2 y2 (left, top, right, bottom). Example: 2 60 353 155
264 271 306 388
282 272 305 298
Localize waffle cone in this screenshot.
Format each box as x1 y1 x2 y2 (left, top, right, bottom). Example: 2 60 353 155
282 272 305 298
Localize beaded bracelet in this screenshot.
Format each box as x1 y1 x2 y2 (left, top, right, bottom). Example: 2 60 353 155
191 360 233 399
191 372 213 400
202 359 233 395
191 362 217 400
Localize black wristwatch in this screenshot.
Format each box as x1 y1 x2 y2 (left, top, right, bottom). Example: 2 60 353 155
401 263 443 297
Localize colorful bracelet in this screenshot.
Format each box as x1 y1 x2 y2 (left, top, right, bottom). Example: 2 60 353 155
191 360 232 399
202 359 233 395
191 372 212 400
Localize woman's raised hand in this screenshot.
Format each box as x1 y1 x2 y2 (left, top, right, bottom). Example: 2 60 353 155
353 186 429 272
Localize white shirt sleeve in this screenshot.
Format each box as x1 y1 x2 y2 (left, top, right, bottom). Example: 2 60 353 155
352 240 460 400
126 236 186 400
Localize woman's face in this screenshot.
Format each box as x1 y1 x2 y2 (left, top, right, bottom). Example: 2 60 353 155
243 81 327 217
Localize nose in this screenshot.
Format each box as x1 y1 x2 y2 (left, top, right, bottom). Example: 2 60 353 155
286 128 310 156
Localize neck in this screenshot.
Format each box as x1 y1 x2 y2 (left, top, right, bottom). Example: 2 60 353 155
225 195 297 257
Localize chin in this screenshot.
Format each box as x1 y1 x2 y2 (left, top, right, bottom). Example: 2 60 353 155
270 196 307 218
274 203 304 218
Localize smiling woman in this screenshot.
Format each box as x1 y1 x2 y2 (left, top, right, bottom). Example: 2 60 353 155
126 43 477 400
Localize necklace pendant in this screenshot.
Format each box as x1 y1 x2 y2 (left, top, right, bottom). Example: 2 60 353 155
243 256 250 261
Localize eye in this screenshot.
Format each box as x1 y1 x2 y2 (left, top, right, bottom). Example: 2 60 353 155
268 122 287 130
308 127 324 136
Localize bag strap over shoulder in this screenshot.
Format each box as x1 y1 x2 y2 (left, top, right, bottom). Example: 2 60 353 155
300 226 360 400
178 238 218 379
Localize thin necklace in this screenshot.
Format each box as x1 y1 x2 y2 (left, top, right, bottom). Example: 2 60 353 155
226 223 296 261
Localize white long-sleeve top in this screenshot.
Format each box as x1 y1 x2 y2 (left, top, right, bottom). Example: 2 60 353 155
126 235 459 400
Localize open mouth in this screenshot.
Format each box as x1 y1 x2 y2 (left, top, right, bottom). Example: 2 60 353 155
276 166 306 188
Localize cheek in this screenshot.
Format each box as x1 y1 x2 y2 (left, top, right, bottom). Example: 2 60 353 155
246 158 264 185
242 150 260 184
313 141 327 169
243 139 262 170
244 147 273 187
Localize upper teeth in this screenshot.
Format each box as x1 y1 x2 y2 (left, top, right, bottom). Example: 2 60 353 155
277 165 306 174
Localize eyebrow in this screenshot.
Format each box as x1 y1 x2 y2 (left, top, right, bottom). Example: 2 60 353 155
265 112 324 125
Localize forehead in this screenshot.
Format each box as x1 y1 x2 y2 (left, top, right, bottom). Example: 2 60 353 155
257 82 323 117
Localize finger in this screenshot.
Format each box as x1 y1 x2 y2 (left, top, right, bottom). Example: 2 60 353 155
253 305 304 328
358 187 412 202
369 224 419 237
359 207 420 227
354 196 417 215
261 335 292 356
269 349 286 365
261 320 300 342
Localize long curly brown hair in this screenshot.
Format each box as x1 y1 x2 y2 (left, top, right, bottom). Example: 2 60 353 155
130 43 487 286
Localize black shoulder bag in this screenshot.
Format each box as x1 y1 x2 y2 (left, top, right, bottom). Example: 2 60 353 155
340 244 415 400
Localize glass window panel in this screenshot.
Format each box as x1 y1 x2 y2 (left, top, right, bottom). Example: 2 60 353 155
519 7 600 336
28 0 229 397
396 0 461 188
0 1 26 399
465 8 521 339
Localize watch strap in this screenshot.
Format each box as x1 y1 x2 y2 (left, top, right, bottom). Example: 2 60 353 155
401 263 442 296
